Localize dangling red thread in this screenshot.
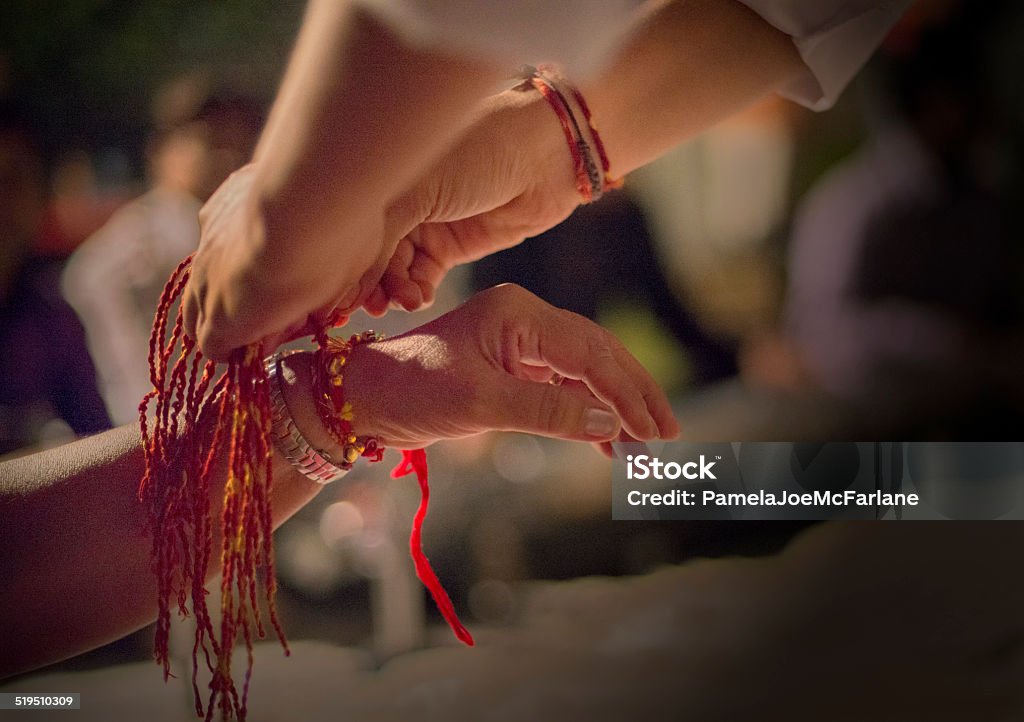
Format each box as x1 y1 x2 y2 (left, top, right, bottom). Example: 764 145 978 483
143 258 472 722
391 449 475 646
141 255 287 722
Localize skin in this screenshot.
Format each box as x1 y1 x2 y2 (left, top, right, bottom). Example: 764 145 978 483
184 0 807 359
183 1 504 360
0 285 678 679
375 0 805 313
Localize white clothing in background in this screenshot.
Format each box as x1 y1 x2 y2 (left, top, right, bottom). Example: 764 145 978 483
62 188 201 426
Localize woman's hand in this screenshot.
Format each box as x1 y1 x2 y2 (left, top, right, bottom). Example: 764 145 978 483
360 0 808 318
184 85 580 354
179 4 505 360
290 284 679 451
360 89 583 316
182 164 386 360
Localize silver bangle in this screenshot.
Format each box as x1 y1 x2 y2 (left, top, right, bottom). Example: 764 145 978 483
265 352 349 485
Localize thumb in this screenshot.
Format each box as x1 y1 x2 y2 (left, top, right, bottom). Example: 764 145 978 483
497 378 622 442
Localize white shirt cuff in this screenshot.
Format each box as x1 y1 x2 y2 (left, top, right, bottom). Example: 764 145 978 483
738 0 912 110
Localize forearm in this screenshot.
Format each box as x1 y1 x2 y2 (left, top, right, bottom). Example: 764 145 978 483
0 283 679 677
0 361 330 678
252 1 503 277
581 0 805 176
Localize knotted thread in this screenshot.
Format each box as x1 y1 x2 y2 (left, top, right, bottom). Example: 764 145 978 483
141 256 471 721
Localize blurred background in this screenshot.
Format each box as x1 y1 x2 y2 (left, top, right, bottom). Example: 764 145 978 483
2 0 1023 716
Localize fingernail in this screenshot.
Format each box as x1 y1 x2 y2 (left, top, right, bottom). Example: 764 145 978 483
584 409 618 438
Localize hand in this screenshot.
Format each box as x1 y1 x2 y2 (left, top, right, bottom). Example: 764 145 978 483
182 165 390 360
184 87 577 355
359 88 582 316
293 284 679 451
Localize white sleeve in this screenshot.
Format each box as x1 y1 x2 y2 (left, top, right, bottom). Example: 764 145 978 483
737 0 912 110
353 0 908 106
351 0 641 79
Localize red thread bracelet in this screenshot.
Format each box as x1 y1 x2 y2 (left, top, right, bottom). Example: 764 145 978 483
556 71 623 191
527 65 621 201
529 73 594 201
312 329 385 467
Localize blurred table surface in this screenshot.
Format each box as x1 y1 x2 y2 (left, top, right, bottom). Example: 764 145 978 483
4 521 1022 722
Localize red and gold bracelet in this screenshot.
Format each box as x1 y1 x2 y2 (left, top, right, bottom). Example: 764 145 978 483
312 329 385 468
311 329 474 646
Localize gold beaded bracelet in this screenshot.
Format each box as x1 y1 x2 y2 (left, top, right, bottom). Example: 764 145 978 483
313 330 385 468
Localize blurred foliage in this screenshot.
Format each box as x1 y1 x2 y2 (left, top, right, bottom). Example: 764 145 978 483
599 299 691 397
1 0 304 165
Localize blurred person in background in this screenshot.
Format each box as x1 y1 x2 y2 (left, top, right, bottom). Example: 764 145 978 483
35 148 125 258
0 104 111 455
62 75 264 425
740 0 1024 438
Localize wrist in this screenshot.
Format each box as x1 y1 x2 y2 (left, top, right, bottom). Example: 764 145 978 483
341 340 395 445
275 341 394 455
499 87 581 208
275 351 347 462
517 66 609 201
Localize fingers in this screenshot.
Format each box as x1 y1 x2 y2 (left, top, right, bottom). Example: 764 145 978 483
182 283 200 342
514 362 560 384
594 441 615 459
606 346 681 440
381 230 448 311
495 377 622 442
363 286 390 317
197 314 252 362
189 275 277 361
381 239 425 311
511 298 677 441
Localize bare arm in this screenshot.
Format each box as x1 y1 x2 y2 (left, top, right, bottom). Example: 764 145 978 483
0 386 323 678
0 284 677 678
184 0 506 359
252 0 504 257
378 0 809 310
580 0 804 176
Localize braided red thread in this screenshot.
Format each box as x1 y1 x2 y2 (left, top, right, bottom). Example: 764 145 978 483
529 76 593 202
391 449 475 646
143 258 473 720
556 73 623 190
142 258 286 722
147 255 192 389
